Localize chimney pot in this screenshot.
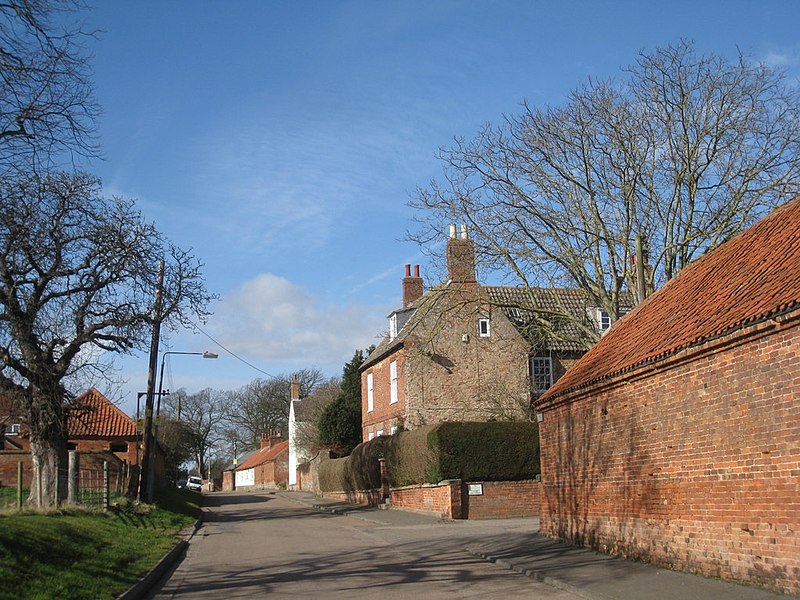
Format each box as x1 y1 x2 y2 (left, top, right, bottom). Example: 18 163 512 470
449 224 457 238
460 224 468 239
402 263 424 307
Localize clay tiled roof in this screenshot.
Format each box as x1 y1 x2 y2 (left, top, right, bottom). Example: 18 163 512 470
483 286 614 353
235 440 289 471
66 388 136 438
537 198 800 404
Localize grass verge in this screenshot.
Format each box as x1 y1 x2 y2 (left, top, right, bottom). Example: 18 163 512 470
0 488 202 600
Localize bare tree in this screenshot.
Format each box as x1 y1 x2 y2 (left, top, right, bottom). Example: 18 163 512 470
0 0 99 174
164 388 226 478
409 41 800 344
225 369 325 451
0 172 213 505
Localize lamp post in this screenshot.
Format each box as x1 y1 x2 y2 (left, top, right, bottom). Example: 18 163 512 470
156 350 219 420
145 349 218 502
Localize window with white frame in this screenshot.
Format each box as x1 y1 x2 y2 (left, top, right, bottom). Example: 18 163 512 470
478 317 491 337
389 313 398 339
597 308 612 332
367 372 374 412
377 429 384 437
368 431 375 441
530 356 553 394
390 425 398 435
8 423 20 435
389 360 398 404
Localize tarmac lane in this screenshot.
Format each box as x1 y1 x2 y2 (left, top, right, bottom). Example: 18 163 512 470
145 490 581 599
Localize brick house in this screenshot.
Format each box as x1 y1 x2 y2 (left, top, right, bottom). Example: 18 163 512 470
534 199 800 594
360 225 622 441
233 432 289 490
1 388 143 489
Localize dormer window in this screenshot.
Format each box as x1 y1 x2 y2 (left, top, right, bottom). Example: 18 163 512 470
597 309 612 332
389 314 398 340
478 317 491 337
7 423 20 435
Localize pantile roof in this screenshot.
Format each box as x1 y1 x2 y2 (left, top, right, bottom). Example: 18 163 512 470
235 440 289 471
66 388 136 438
537 197 800 404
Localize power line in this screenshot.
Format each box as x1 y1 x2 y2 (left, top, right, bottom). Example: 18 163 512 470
192 324 287 382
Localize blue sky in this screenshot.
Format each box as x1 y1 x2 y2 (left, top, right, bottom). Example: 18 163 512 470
81 1 800 415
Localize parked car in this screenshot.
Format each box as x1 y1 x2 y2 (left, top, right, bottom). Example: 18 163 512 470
186 476 203 492
176 479 187 489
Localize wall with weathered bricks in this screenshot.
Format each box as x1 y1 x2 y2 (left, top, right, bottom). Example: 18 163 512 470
463 480 540 519
362 348 407 440
390 480 462 518
538 318 800 594
321 479 541 520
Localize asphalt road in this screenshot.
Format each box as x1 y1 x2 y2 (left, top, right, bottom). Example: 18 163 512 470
146 490 581 599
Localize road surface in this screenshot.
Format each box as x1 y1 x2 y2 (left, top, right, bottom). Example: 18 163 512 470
147 490 580 599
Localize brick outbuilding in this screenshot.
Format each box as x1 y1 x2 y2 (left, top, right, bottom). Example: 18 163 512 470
534 199 800 594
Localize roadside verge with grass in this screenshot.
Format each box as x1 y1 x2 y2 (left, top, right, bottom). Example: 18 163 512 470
0 488 202 600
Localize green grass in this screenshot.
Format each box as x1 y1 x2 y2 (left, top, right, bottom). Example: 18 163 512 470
0 488 201 600
0 486 25 511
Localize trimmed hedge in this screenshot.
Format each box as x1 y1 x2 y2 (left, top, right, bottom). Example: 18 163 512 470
318 421 539 492
427 421 540 482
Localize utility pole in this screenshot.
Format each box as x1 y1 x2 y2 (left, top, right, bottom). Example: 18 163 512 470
138 260 164 503
635 234 647 304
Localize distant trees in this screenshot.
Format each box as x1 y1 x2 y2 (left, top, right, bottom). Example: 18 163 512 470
410 41 800 345
163 388 227 478
225 369 326 451
318 349 368 456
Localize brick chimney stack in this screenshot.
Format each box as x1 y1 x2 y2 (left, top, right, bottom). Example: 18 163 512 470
290 374 300 402
446 223 477 285
402 263 424 307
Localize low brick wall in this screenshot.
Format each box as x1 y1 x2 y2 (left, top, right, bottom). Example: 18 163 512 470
321 479 540 520
462 480 540 519
391 480 462 518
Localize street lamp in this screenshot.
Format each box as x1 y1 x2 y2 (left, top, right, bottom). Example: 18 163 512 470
156 350 219 420
143 349 218 502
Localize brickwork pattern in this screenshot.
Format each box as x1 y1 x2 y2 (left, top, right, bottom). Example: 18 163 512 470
390 481 462 518
362 349 406 439
464 480 540 519
538 321 800 594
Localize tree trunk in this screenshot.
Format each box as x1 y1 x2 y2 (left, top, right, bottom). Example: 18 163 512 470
29 436 67 508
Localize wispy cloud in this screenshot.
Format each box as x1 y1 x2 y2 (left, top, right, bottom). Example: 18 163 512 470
205 272 389 367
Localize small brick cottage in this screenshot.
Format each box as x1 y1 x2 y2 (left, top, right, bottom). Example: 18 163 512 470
534 198 800 594
1 388 143 489
360 224 628 441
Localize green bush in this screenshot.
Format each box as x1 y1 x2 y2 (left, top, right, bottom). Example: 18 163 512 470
318 421 539 492
427 421 539 482
384 425 438 487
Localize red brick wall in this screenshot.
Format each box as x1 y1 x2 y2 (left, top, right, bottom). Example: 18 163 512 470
0 451 32 487
538 319 800 594
322 479 540 520
390 481 462 518
362 349 406 441
464 480 540 519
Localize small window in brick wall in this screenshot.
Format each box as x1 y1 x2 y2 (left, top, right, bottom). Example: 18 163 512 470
530 356 553 394
478 317 491 337
110 442 127 453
